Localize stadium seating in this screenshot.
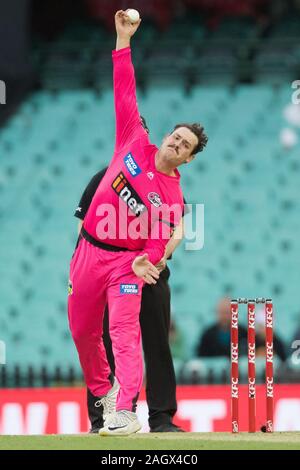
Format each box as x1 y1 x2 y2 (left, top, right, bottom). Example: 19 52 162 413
1 80 299 385
32 15 300 89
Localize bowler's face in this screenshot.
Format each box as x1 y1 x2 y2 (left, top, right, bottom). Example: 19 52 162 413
160 127 198 166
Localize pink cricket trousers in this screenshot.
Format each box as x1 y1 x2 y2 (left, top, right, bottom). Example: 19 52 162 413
68 237 144 411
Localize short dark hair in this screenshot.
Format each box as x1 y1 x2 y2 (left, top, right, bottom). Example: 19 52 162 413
172 123 208 154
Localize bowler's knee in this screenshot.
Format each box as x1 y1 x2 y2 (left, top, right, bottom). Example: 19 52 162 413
70 323 100 347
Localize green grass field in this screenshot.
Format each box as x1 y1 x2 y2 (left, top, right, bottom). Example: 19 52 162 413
1 432 300 450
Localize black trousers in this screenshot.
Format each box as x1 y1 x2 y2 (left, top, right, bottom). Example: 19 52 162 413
103 266 177 428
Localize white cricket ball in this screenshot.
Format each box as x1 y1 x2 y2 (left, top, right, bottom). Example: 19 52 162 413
126 9 140 24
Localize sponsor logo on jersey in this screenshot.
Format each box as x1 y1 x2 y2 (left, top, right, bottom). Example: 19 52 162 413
120 284 139 294
124 153 141 177
147 192 162 208
112 172 146 217
147 172 154 180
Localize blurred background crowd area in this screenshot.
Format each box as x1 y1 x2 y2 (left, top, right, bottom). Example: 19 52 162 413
2 0 300 99
0 0 300 388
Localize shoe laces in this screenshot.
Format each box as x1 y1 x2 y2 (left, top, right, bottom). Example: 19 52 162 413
95 378 119 417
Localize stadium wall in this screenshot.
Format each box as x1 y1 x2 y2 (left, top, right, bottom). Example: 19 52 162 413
0 385 300 434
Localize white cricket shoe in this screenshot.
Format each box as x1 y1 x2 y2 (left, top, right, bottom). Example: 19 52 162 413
95 378 120 425
99 410 141 436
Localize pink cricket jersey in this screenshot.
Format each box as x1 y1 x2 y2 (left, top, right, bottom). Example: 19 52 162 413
83 47 184 265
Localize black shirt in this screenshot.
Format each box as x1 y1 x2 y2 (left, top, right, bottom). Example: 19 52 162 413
196 324 248 358
196 324 287 361
74 168 108 220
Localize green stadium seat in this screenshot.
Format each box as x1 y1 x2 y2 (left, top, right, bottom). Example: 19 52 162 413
0 83 298 379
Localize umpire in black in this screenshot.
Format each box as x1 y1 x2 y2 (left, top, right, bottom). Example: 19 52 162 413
74 117 185 433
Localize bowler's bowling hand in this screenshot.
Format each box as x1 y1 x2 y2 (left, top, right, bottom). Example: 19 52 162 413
132 254 160 284
115 10 141 38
